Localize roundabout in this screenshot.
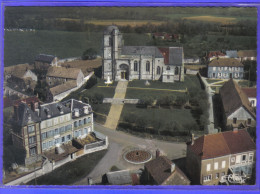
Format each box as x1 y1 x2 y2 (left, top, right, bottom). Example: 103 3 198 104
123 149 152 164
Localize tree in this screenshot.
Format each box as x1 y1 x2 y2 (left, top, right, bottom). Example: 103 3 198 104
82 48 97 60
3 145 26 170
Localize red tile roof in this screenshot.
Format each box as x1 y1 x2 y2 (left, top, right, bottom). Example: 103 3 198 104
188 129 255 160
208 51 225 58
242 88 257 98
158 48 169 64
13 96 40 107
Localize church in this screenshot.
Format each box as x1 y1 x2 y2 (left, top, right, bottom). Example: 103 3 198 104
102 25 184 83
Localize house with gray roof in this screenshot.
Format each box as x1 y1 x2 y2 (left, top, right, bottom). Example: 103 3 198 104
102 25 184 83
35 54 58 67
11 99 108 166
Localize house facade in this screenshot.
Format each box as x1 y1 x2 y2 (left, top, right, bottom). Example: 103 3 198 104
219 79 256 129
46 66 84 87
186 130 256 185
12 99 107 165
102 25 184 83
207 58 244 79
237 50 256 62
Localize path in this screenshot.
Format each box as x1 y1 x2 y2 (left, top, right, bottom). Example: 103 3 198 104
104 81 128 130
73 123 186 185
200 75 218 134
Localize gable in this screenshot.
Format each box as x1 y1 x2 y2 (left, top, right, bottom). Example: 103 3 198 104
227 106 255 121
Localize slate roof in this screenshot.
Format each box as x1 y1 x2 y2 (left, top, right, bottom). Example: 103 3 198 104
237 50 256 58
242 88 257 98
47 66 82 79
188 129 256 160
104 25 119 35
145 156 190 185
219 79 255 119
39 102 71 120
158 47 183 66
35 54 56 63
17 103 41 127
50 80 77 96
106 170 137 185
62 99 92 119
121 46 164 58
208 58 243 67
226 50 238 58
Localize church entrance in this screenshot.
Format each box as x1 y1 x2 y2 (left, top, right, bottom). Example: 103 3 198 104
119 64 129 80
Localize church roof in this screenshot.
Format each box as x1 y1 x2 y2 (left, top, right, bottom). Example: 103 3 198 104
121 46 163 58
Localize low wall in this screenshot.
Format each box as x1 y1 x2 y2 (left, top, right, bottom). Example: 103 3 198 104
103 98 140 104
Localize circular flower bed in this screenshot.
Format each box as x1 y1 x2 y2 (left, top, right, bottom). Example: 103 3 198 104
123 149 152 164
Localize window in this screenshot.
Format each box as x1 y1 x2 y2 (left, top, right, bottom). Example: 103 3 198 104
84 118 87 124
67 134 71 141
42 143 46 150
231 157 235 163
207 164 211 171
224 73 227 78
157 66 161 75
28 125 35 134
175 67 179 75
212 73 215 78
236 155 241 164
49 140 53 147
216 173 219 179
218 73 222 78
146 61 150 72
167 66 170 71
233 118 237 124
249 153 254 162
74 130 78 138
224 67 227 71
167 75 170 79
222 161 226 168
42 132 47 140
213 67 216 71
236 67 239 71
88 117 91 123
248 119 252 125
74 121 78 128
229 67 232 71
214 162 218 170
55 128 59 135
66 114 70 121
30 147 37 156
60 126 65 134
29 136 36 144
218 67 221 71
60 116 64 123
79 120 83 126
203 175 212 182
47 120 52 127
54 118 58 125
62 136 65 143
242 154 247 161
134 61 138 71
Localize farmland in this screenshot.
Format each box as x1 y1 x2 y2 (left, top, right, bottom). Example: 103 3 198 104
183 16 236 24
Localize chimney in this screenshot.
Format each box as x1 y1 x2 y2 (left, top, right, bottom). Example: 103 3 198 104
156 149 160 158
191 133 195 145
171 163 176 173
233 128 238 133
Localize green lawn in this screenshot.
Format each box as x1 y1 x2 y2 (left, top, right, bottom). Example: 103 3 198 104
26 149 107 185
120 104 196 128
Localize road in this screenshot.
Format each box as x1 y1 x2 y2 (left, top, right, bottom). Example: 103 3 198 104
73 123 186 185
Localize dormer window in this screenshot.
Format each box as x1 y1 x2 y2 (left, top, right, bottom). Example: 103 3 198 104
57 105 64 114
74 108 79 117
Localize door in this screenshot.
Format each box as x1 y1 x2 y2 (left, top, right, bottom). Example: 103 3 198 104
230 73 232 78
121 72 124 79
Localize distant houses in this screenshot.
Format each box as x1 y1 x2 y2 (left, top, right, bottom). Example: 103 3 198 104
237 50 257 62
35 54 58 67
186 130 256 185
219 79 256 130
207 58 244 79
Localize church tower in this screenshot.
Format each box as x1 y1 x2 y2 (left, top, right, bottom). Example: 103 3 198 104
102 25 122 80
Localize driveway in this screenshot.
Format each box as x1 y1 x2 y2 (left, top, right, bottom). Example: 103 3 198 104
73 123 186 185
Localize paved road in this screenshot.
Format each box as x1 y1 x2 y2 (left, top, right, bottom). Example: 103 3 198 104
73 123 186 185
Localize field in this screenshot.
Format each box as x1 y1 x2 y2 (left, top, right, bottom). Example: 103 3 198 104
85 20 163 27
183 16 236 24
4 31 151 66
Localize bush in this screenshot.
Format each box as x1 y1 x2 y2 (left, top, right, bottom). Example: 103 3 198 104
3 145 26 170
82 48 97 60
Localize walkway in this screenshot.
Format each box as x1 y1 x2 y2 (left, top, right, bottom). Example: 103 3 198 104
104 81 128 130
199 75 218 134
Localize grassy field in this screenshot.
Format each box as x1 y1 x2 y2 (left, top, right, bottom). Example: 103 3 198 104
26 150 107 185
4 31 151 66
84 20 163 27
183 16 236 24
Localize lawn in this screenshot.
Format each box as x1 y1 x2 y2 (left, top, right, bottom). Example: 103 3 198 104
26 149 107 185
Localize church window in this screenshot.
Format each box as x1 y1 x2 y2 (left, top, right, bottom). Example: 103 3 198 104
166 66 170 71
157 66 161 75
175 67 179 75
146 61 150 72
134 61 138 71
109 37 112 46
